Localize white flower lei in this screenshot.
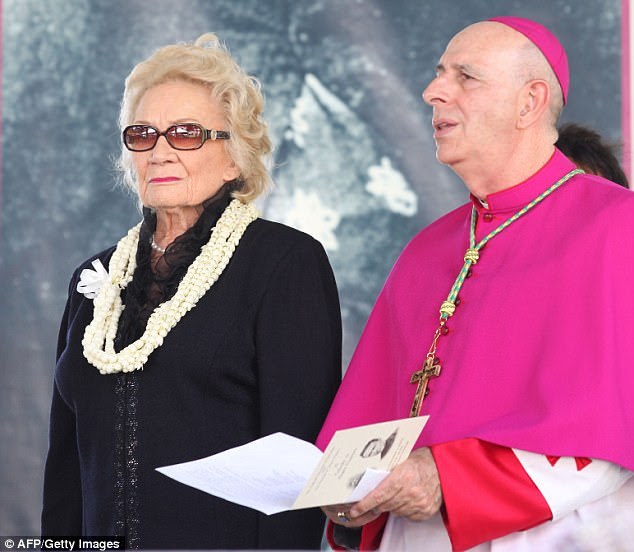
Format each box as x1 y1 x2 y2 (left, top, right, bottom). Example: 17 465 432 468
82 199 259 374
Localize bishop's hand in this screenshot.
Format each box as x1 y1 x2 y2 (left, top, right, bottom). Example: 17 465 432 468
348 447 443 522
322 502 381 528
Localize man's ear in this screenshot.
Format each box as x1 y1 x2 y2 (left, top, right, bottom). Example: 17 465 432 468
517 80 550 129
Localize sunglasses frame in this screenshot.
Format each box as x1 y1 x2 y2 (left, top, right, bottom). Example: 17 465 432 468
122 123 231 152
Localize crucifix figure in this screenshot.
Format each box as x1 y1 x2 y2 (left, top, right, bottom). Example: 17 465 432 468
409 356 442 417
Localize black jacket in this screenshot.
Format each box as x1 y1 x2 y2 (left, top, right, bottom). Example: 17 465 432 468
42 218 342 549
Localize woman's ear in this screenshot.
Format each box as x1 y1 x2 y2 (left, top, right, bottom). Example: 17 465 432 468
223 159 241 182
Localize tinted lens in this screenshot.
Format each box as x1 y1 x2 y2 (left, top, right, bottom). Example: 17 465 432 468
124 126 158 151
166 124 204 150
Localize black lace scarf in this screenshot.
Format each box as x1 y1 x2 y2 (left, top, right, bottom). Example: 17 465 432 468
114 185 233 351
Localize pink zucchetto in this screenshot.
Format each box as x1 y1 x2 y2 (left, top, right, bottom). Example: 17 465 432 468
489 16 569 104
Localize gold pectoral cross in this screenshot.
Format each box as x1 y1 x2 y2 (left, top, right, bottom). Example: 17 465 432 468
409 356 442 417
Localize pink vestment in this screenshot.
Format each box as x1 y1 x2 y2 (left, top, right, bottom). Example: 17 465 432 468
317 149 634 471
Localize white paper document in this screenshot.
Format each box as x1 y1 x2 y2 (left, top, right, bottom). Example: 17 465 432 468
157 416 428 515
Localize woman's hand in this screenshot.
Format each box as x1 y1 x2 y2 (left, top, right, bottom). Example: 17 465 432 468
347 447 443 522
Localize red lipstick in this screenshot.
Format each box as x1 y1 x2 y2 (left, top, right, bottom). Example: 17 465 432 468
150 177 181 183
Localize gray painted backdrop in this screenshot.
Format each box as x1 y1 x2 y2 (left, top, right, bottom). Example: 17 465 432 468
1 0 623 534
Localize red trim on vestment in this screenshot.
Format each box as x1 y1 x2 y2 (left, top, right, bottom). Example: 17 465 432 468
546 455 593 470
359 513 389 550
432 439 552 551
574 457 593 470
325 521 345 551
326 514 389 551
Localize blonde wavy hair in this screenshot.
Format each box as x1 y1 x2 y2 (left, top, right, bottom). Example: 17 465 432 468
117 33 272 202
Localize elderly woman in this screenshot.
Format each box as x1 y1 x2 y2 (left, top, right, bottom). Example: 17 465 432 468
42 34 341 550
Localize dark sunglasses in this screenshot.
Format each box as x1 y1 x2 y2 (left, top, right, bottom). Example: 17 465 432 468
122 123 230 152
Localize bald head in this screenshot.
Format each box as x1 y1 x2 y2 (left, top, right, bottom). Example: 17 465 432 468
489 16 569 103
454 22 563 126
491 21 564 126
516 39 564 126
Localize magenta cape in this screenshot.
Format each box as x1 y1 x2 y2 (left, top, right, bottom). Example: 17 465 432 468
318 150 634 471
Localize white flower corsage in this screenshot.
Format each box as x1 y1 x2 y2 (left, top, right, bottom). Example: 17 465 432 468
77 259 109 300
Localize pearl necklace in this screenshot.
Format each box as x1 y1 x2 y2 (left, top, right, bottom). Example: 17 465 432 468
82 199 259 374
150 237 166 254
